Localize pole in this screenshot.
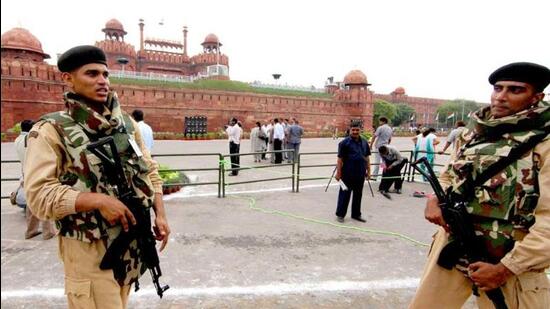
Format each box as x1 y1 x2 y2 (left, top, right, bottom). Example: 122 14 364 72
462 101 465 121
325 166 337 192
366 178 375 197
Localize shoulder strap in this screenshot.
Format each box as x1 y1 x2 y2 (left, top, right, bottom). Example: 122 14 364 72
472 129 549 188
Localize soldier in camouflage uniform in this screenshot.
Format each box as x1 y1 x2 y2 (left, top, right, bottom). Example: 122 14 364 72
410 62 550 308
24 45 170 309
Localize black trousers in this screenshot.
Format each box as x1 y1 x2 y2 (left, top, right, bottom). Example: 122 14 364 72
262 139 268 159
379 159 407 192
335 179 364 218
229 141 240 175
274 139 283 163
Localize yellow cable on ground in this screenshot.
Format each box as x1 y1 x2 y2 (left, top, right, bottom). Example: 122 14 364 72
230 195 430 248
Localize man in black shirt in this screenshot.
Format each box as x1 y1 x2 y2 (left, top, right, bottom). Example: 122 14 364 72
334 121 371 223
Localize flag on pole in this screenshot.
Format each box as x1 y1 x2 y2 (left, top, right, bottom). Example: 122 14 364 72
447 112 455 120
410 114 415 121
434 112 439 121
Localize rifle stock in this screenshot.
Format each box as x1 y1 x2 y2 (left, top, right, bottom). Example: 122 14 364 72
87 136 169 298
411 157 507 309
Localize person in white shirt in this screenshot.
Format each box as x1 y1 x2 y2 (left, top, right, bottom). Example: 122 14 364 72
14 120 56 239
225 117 242 175
272 118 285 164
438 120 466 154
370 117 393 180
131 109 154 152
261 123 269 160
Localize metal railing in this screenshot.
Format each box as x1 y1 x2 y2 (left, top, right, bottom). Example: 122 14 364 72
152 153 224 198
220 149 296 197
408 150 450 182
1 149 448 200
109 70 198 83
1 160 21 200
296 150 418 193
248 81 326 93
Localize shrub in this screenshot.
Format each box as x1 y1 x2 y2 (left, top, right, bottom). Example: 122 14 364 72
158 164 189 185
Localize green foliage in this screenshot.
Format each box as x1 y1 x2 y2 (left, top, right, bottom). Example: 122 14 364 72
158 164 189 184
436 99 485 125
110 77 331 99
8 123 21 134
373 99 397 127
392 103 416 126
360 131 372 141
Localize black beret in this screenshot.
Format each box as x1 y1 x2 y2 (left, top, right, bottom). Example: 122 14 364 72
488 62 550 92
57 45 107 72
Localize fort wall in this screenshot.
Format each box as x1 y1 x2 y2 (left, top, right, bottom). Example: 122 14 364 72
1 60 372 134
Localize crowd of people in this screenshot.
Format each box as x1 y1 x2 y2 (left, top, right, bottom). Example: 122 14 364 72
7 42 550 309
223 117 304 176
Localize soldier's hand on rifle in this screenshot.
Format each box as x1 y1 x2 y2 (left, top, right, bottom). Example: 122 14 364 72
424 195 449 232
468 262 513 291
75 192 137 232
152 193 171 252
99 195 136 232
154 215 170 252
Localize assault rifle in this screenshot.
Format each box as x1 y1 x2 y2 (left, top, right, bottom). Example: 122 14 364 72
411 157 507 309
87 136 169 298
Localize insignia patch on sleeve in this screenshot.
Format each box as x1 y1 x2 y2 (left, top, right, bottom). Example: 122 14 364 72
28 131 39 139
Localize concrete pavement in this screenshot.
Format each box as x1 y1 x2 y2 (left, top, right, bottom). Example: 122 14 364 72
1 138 479 308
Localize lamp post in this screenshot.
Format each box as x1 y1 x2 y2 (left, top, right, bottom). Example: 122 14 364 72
272 73 281 86
117 57 129 76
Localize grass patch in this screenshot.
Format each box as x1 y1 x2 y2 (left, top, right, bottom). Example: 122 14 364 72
111 77 331 99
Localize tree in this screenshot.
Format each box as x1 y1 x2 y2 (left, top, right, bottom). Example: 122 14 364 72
373 99 397 128
436 99 485 126
392 103 416 127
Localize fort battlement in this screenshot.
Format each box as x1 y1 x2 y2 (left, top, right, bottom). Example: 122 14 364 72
2 21 450 138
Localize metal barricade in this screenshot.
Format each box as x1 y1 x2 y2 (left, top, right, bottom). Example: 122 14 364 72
296 150 416 193
152 153 224 198
221 149 295 197
1 160 21 200
2 148 449 200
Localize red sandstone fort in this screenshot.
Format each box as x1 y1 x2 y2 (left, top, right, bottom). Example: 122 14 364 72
1 19 447 135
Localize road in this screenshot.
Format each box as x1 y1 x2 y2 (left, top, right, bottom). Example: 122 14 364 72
1 137 479 308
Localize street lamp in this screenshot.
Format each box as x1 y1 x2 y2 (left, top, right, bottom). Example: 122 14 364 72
117 57 129 75
272 73 281 85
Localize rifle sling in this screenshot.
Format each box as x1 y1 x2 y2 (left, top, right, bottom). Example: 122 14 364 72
468 129 549 190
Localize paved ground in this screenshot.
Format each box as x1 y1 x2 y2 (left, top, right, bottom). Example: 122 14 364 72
1 137 479 308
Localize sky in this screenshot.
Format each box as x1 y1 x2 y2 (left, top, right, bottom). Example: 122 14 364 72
1 0 549 103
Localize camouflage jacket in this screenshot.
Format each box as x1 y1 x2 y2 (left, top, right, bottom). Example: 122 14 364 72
39 91 155 285
446 100 550 262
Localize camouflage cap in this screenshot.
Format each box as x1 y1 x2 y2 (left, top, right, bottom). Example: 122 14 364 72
57 45 107 73
489 62 550 92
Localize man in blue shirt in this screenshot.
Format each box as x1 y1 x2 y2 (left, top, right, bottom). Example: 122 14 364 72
335 121 371 223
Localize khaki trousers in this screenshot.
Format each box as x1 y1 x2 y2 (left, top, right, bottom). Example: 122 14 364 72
409 228 550 309
58 237 132 309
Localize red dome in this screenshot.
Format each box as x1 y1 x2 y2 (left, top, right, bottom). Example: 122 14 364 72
394 87 406 95
105 18 124 31
1 27 49 57
202 33 220 45
343 70 370 86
